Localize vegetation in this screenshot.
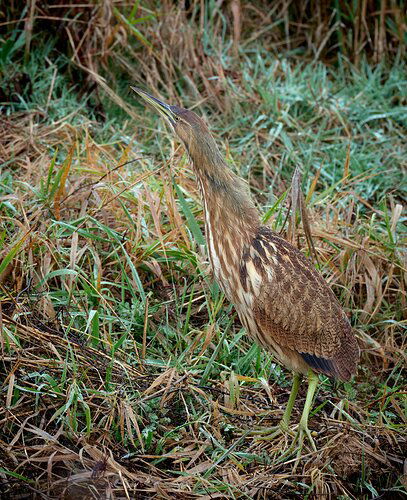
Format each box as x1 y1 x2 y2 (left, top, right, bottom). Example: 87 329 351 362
0 1 406 498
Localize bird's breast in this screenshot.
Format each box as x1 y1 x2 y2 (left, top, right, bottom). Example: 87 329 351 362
205 224 273 313
205 221 236 299
198 178 275 312
203 211 247 303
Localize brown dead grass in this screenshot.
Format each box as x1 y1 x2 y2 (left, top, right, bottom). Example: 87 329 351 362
1 310 405 498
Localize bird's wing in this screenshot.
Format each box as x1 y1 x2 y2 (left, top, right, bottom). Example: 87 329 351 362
240 227 358 379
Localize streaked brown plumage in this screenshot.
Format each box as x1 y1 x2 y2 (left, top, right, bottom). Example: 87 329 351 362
132 87 359 455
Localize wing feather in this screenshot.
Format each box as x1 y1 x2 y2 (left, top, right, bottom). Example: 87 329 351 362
241 227 359 379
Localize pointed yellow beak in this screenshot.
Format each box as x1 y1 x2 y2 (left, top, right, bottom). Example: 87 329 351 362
131 87 177 127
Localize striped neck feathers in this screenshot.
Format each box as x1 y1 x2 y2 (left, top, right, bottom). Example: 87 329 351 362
184 130 260 233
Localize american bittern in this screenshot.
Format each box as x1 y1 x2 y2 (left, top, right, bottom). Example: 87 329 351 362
132 88 359 455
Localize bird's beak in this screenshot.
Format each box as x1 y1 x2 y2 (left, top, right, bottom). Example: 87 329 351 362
131 87 177 127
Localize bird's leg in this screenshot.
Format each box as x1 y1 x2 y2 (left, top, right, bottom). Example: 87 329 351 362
272 370 319 469
295 369 318 452
251 373 301 439
280 372 301 431
280 369 318 467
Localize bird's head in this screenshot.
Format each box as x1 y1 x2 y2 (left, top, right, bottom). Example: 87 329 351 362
132 87 259 223
131 87 216 161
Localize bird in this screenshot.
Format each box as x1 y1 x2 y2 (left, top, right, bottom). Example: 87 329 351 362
132 87 359 457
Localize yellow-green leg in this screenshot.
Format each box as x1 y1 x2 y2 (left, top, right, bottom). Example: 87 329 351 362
278 369 319 470
296 370 318 450
293 370 318 452
280 372 301 430
251 372 301 439
271 370 319 469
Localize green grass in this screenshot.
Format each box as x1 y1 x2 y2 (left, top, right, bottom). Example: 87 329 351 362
1 13 406 500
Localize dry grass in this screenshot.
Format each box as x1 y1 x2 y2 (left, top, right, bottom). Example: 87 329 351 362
1 1 406 498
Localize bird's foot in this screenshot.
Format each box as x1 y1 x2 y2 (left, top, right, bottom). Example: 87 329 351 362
294 420 317 453
277 419 318 470
249 419 295 441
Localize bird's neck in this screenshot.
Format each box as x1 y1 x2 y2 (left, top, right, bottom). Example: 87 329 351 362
188 139 260 247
